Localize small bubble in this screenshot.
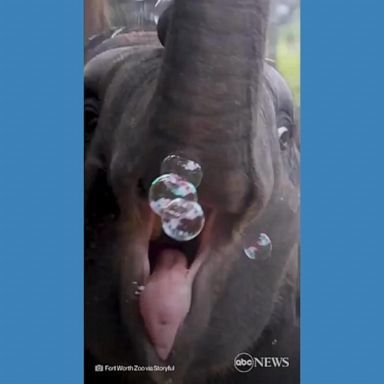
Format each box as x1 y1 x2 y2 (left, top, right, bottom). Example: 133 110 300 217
162 198 205 242
149 173 197 216
161 155 203 187
243 233 272 260
272 339 278 345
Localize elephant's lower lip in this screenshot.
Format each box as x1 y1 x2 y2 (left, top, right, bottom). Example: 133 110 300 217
139 248 192 360
135 208 214 360
139 247 209 361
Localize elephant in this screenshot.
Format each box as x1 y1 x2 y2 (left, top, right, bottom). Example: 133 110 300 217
84 0 300 383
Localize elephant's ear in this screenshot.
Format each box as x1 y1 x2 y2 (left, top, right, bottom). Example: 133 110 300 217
84 47 138 205
84 88 99 150
84 47 135 150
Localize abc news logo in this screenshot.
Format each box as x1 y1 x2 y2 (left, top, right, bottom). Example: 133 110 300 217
234 353 290 373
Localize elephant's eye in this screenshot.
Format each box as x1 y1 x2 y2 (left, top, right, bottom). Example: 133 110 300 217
278 126 290 150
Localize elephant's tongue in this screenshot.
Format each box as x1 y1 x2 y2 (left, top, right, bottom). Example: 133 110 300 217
139 249 192 361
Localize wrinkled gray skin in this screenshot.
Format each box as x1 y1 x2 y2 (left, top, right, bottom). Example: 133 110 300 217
85 0 300 383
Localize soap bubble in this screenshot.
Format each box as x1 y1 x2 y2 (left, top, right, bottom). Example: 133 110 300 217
243 233 272 260
149 174 197 216
162 198 205 241
161 155 203 187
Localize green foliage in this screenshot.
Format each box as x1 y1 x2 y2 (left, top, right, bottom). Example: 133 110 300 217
276 11 300 105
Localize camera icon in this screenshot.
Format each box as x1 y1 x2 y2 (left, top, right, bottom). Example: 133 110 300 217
95 364 104 372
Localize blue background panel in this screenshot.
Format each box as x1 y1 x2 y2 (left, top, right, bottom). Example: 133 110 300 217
0 1 83 383
302 1 384 383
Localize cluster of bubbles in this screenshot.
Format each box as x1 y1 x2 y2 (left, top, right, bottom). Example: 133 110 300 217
149 155 205 242
243 232 272 261
149 173 197 216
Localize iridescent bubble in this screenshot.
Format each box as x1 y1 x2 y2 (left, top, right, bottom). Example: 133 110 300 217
161 155 203 187
162 198 205 242
149 174 197 216
243 233 272 260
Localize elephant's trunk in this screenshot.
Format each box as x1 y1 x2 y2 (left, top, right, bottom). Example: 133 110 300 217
148 0 270 212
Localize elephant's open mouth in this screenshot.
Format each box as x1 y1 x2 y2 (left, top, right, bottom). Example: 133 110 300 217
148 229 200 272
137 209 212 361
145 207 213 276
